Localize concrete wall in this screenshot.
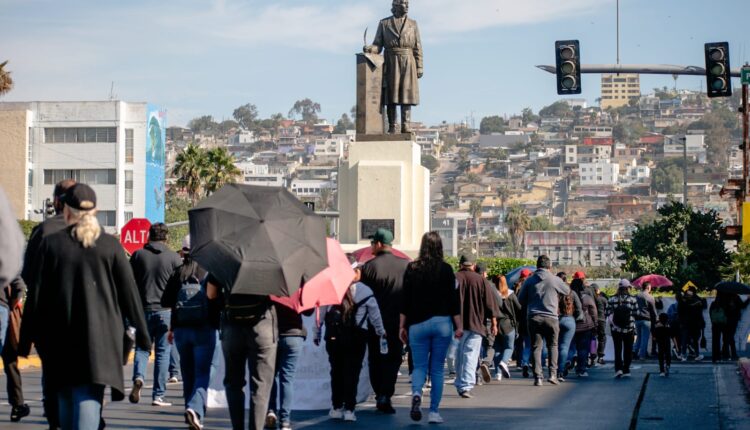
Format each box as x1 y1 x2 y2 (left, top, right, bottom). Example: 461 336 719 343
0 110 30 219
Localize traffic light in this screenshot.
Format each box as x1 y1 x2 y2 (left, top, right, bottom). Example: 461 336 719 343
555 40 581 95
705 42 732 98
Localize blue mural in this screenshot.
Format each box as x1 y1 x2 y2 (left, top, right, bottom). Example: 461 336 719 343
145 105 166 222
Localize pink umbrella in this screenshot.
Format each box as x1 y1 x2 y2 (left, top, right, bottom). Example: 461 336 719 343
632 274 673 289
272 238 355 313
352 246 411 263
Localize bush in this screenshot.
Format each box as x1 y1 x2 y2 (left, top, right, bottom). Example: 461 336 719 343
18 220 39 241
445 256 535 277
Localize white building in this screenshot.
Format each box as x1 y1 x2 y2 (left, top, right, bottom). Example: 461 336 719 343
620 159 651 186
565 144 612 165
663 134 707 164
0 101 161 232
289 179 333 199
579 161 620 186
235 162 285 187
415 129 441 157
229 130 256 145
313 138 345 162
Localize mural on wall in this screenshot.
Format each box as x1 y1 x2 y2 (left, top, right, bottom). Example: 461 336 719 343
146 105 166 223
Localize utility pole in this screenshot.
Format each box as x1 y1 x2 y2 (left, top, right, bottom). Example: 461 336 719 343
682 136 688 269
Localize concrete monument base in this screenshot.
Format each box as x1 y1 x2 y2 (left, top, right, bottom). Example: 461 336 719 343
338 139 429 257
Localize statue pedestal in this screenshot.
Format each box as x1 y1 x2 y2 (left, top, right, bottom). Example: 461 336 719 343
338 139 429 256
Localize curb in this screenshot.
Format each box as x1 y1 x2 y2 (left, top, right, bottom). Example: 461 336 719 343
738 358 750 391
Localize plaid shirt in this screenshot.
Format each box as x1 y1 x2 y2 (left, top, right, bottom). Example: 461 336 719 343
606 293 638 333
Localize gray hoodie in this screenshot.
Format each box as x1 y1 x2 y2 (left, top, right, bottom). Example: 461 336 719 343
518 269 571 319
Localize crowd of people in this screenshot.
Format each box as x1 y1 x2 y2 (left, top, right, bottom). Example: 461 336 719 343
1 180 750 430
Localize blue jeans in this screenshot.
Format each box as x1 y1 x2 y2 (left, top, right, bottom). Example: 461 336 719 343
409 316 453 413
574 331 592 373
170 341 181 379
133 310 171 399
493 330 516 374
521 335 532 367
0 306 8 353
634 320 652 359
557 316 576 372
446 337 459 374
174 326 217 420
58 384 104 430
454 330 482 393
269 336 304 424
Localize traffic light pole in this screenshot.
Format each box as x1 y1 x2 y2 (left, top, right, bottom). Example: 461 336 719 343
743 80 749 202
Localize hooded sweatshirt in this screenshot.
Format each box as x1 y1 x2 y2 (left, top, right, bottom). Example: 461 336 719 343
130 242 182 312
518 269 571 319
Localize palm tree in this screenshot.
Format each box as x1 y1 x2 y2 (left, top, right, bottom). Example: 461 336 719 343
505 204 530 258
173 143 208 205
469 199 483 256
204 147 241 194
0 61 13 97
496 185 511 214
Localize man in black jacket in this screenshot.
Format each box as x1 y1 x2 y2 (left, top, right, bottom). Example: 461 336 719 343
360 228 409 414
129 223 182 407
2 277 29 423
20 179 75 429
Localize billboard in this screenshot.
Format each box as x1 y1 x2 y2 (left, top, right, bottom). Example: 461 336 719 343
145 105 166 223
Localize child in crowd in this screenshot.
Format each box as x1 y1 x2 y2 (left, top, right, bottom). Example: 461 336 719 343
653 313 672 377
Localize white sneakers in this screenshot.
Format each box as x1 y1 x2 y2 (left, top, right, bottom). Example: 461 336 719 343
614 370 624 379
152 397 172 407
343 411 357 422
428 412 444 424
696 355 704 361
495 373 503 382
329 408 344 419
185 409 203 430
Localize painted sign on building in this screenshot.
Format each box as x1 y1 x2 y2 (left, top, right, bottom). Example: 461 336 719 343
145 105 166 223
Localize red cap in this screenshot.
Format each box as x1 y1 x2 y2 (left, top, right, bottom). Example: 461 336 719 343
520 269 533 278
573 271 586 280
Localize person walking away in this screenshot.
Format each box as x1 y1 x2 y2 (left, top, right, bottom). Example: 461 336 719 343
161 236 218 430
667 300 682 358
492 276 521 382
606 279 638 378
453 255 498 398
724 292 750 361
633 282 657 360
571 279 597 378
360 228 409 414
315 255 386 423
20 179 75 429
513 269 534 378
653 313 672 377
475 263 495 384
19 183 150 430
710 293 729 363
265 303 314 430
2 277 30 422
677 287 704 361
592 284 609 365
557 288 581 381
129 223 183 407
517 255 570 387
400 232 461 424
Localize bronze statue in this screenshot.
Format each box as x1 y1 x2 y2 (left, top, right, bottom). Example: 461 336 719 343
364 0 423 134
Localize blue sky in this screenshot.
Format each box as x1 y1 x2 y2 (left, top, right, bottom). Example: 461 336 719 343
2 0 749 127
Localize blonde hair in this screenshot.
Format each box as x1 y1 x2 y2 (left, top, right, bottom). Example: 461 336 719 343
498 275 510 298
68 207 101 248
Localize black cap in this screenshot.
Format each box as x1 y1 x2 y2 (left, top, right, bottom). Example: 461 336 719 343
62 183 97 211
459 254 476 266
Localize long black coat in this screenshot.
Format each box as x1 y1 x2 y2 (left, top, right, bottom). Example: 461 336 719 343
19 226 150 400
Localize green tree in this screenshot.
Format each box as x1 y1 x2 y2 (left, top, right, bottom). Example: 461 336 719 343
466 172 482 184
651 161 684 194
0 60 13 97
529 216 554 231
18 220 39 240
724 242 750 283
188 115 218 134
616 202 730 289
441 184 454 202
233 103 259 130
456 148 471 172
496 185 511 213
479 115 506 135
172 143 208 205
421 154 439 173
289 98 322 125
204 147 241 194
539 101 572 118
521 107 540 125
505 204 530 257
333 113 355 134
218 119 239 135
469 199 483 255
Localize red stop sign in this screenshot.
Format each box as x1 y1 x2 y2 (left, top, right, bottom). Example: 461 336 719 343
121 218 152 255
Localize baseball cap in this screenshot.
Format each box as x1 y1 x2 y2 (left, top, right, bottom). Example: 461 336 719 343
520 268 533 278
62 183 97 210
573 271 586 280
369 228 394 246
618 279 632 289
182 235 191 251
459 254 476 266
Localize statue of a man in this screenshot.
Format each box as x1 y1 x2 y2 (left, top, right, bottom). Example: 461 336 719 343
364 0 423 134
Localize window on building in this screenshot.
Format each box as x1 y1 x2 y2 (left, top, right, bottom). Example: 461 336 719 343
44 127 117 143
43 169 116 185
125 170 133 205
96 211 116 227
125 212 134 222
125 129 134 163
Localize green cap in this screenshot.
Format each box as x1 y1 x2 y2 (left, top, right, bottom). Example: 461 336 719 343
369 228 394 246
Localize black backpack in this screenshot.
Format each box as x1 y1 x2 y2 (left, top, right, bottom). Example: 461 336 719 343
174 275 209 326
324 295 373 342
613 297 632 330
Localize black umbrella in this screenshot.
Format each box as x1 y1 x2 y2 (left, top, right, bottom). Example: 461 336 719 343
713 281 750 295
189 184 328 297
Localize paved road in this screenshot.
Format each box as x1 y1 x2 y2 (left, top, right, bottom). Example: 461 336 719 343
1 361 747 429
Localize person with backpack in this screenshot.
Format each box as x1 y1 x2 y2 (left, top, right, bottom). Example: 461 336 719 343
161 235 218 430
557 286 582 381
492 275 521 382
315 255 386 422
652 313 672 377
571 279 597 378
633 282 658 360
606 279 638 378
399 232 461 424
129 223 183 407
